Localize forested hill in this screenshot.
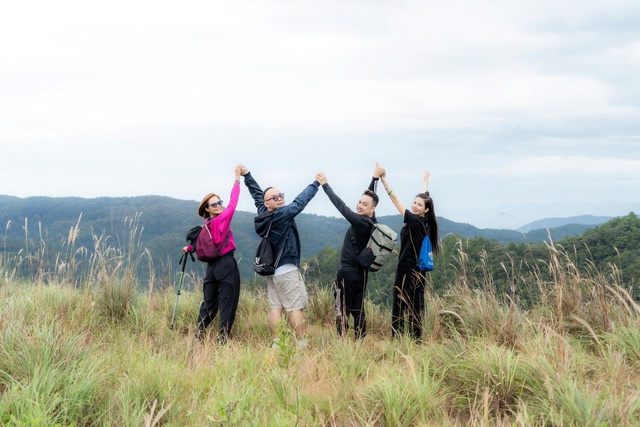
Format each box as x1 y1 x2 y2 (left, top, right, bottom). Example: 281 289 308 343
0 194 614 280
303 212 640 308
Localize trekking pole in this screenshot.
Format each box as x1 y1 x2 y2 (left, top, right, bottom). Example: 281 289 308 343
169 250 195 330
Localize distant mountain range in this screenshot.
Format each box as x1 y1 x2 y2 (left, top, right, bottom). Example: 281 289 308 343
468 200 637 230
516 215 614 233
0 195 621 279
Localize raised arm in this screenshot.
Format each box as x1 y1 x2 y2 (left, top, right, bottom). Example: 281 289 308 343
422 170 430 194
282 178 320 218
379 172 405 216
225 164 243 213
368 162 385 192
316 172 363 225
241 167 266 214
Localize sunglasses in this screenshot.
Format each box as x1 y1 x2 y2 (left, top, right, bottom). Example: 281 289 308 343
208 200 223 208
266 193 285 202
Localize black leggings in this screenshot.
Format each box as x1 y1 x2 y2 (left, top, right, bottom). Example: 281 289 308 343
196 252 241 341
334 267 368 339
391 265 426 340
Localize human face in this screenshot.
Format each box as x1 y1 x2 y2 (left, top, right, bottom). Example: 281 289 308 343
411 197 429 217
206 196 224 217
356 194 376 217
264 188 285 211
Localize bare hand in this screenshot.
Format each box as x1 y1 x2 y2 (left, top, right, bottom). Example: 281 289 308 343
240 166 249 176
315 172 327 185
373 162 385 179
422 170 430 194
235 164 243 179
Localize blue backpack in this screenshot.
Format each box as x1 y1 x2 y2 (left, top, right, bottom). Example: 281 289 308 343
418 235 434 272
410 222 434 272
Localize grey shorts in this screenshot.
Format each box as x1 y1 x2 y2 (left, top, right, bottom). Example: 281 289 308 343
267 269 308 311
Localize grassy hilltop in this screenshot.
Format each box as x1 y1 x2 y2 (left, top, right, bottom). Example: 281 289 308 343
2 228 640 426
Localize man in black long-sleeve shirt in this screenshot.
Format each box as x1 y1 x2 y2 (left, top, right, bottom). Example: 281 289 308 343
315 164 382 339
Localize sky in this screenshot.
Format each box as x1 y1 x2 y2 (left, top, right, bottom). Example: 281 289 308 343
1 0 639 229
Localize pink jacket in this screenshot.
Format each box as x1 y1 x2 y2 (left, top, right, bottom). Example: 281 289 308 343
188 181 240 257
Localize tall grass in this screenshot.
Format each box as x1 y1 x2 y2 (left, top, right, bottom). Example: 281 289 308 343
1 218 640 425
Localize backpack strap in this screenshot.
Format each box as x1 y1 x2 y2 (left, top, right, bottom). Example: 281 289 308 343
202 218 232 257
360 216 377 250
203 218 213 239
408 218 428 264
273 235 288 269
216 229 232 256
262 213 275 238
262 215 288 270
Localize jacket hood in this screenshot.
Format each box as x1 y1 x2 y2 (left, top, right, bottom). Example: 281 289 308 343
254 210 274 237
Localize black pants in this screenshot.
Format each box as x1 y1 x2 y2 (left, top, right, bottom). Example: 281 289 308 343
391 265 426 340
334 266 368 339
196 252 241 342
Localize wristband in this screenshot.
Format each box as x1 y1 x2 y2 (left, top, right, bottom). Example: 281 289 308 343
387 189 393 195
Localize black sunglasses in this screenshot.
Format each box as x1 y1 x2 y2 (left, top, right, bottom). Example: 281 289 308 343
265 193 285 202
209 200 223 208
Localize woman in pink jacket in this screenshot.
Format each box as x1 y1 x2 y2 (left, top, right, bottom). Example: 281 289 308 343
184 165 244 343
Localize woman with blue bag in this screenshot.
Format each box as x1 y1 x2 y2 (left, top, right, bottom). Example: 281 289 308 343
379 167 439 340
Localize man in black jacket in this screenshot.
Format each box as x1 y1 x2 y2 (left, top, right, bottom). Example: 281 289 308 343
242 166 320 345
315 163 383 339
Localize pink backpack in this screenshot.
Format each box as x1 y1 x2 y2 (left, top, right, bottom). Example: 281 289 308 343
195 220 231 262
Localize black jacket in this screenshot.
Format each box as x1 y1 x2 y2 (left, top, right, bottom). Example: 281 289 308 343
244 172 319 267
321 177 379 269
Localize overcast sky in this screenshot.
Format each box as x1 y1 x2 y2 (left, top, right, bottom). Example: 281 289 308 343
2 0 639 229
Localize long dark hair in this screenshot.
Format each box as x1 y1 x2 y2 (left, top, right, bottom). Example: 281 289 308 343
416 192 439 256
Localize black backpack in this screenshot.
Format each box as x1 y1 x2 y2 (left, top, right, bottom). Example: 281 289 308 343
186 226 201 250
253 217 286 276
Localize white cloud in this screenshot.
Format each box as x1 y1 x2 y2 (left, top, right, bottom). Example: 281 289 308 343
506 155 640 175
1 0 639 229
